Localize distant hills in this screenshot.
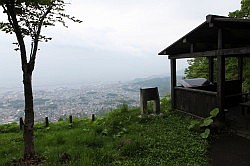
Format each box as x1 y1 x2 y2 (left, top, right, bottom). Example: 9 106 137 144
122 75 184 97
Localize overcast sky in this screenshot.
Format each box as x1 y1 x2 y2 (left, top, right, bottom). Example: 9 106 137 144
0 0 240 88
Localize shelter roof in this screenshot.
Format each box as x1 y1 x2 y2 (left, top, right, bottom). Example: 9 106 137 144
159 15 250 59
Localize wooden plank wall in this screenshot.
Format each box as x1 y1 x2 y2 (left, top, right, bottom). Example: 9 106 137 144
174 87 217 117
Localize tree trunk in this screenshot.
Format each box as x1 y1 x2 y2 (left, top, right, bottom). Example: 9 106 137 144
23 72 35 158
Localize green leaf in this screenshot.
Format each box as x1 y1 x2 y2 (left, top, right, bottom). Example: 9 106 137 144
101 129 108 135
200 129 210 139
1 0 82 43
188 120 200 130
210 108 219 117
200 118 213 127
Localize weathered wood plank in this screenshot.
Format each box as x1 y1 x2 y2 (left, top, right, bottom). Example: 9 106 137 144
174 87 217 117
218 28 223 49
174 87 217 96
217 27 225 120
168 46 250 59
170 59 176 109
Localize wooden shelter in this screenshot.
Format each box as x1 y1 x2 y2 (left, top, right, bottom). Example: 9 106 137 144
159 15 250 118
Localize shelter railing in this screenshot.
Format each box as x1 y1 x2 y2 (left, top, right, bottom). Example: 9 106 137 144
174 87 217 117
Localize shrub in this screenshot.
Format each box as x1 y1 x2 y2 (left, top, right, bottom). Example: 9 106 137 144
117 138 147 157
0 123 19 133
160 95 171 112
120 103 129 112
188 108 219 139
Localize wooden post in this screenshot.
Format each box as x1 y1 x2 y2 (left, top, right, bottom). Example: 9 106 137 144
190 43 194 53
69 115 73 123
91 114 95 122
208 57 214 83
140 89 147 114
170 59 176 110
217 28 225 120
19 117 24 130
218 28 223 50
45 117 49 127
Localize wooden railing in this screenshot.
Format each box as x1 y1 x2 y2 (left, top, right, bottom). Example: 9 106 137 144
174 87 217 117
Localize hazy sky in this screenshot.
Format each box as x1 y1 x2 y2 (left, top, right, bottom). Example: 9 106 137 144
0 0 240 88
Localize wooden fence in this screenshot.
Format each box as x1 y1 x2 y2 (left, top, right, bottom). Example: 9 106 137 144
19 114 96 130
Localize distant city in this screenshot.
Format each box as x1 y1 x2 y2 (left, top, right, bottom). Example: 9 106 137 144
0 76 176 124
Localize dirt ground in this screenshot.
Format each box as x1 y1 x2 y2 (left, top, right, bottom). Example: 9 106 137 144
208 134 250 166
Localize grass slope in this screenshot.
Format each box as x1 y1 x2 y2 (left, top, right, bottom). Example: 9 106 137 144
0 107 208 165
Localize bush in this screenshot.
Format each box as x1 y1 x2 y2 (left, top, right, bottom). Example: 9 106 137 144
120 103 129 112
117 138 147 157
188 108 219 139
0 123 20 133
160 95 171 112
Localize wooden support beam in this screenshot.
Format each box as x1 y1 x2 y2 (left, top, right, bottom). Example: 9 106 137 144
190 43 194 53
218 28 223 49
217 55 225 120
217 28 225 120
168 46 250 59
170 59 176 109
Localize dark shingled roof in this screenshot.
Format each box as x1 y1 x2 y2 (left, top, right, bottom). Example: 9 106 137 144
158 15 250 59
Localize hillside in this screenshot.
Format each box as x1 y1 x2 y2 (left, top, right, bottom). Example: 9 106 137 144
0 100 208 165
123 75 184 97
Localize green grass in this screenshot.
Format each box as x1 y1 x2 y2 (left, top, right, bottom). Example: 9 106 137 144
0 101 208 165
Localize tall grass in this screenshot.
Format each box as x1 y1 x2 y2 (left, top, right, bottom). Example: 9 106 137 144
0 98 208 165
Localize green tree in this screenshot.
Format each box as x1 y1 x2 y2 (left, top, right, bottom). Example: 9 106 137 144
185 57 239 81
184 57 208 79
0 0 81 158
229 0 250 91
229 0 250 18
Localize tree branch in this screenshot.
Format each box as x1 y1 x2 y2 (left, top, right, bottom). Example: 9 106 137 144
5 1 28 72
23 4 34 38
2 4 14 27
29 4 53 72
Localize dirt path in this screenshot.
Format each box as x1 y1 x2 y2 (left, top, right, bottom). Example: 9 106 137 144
208 134 250 166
